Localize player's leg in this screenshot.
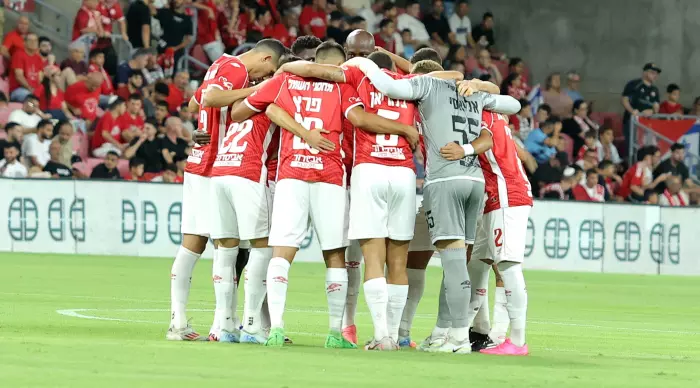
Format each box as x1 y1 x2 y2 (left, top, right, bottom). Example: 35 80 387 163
264 179 310 347
401 210 433 347
312 181 355 349
467 216 494 350
342 240 363 344
490 263 510 344
481 206 531 356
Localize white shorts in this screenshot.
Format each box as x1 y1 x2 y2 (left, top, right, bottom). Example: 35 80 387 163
472 205 531 264
268 179 349 251
408 201 434 252
210 175 271 240
181 172 211 237
348 164 416 241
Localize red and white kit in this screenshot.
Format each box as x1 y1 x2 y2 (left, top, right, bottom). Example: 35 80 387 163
344 67 417 241
181 54 249 236
473 111 533 263
244 73 363 250
209 112 276 240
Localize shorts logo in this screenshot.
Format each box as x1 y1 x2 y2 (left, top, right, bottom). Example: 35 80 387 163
493 228 503 248
345 261 361 269
475 288 486 296
272 276 288 284
326 283 342 293
212 275 223 282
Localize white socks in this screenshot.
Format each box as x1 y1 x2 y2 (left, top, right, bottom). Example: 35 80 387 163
266 257 290 329
243 247 272 334
170 246 200 329
213 246 238 332
499 262 527 346
363 277 389 340
326 268 349 333
399 268 425 338
490 286 509 343
467 259 490 333
387 284 408 342
342 243 362 328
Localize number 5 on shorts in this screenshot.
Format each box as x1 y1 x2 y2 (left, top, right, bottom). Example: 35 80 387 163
426 210 435 229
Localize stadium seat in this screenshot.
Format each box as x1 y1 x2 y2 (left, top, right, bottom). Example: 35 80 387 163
0 129 5 140
464 55 478 74
191 44 210 66
560 132 575 161
7 102 22 111
0 108 11 125
493 59 509 81
72 130 89 162
117 159 129 177
0 77 9 96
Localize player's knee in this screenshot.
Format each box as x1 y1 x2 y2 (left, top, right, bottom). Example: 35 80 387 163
322 247 346 268
216 238 240 249
249 237 269 249
496 261 520 272
434 239 465 251
182 234 208 254
272 246 298 262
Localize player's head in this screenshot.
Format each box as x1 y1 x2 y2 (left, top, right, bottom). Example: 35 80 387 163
315 41 347 66
247 39 287 79
368 51 395 72
410 60 444 75
345 29 375 59
410 47 441 65
291 35 323 61
278 54 303 67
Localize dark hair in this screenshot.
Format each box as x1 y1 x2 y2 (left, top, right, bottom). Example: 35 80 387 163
598 160 614 170
39 36 51 45
644 189 657 202
584 130 597 139
255 6 271 20
636 145 657 162
538 103 552 115
667 83 680 94
253 38 287 62
671 143 685 152
445 44 464 64
509 57 523 68
315 41 346 61
585 168 598 177
89 48 103 60
4 142 19 151
278 54 303 67
53 119 70 136
382 2 396 12
108 97 126 111
4 122 20 132
329 10 344 21
129 69 143 79
542 117 560 129
164 163 178 173
145 117 159 127
368 51 393 70
291 35 323 56
106 150 120 158
518 98 530 108
500 72 521 95
154 82 170 96
25 94 39 102
572 99 588 114
379 18 394 30
483 11 494 20
128 93 142 102
571 163 583 174
406 0 420 6
401 28 411 35
348 16 366 26
410 47 441 64
0 91 7 103
37 119 53 129
156 100 170 110
601 127 613 135
129 157 145 168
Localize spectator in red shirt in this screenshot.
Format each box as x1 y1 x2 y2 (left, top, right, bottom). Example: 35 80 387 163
1 15 29 60
118 93 145 135
619 145 667 202
659 83 683 115
299 0 327 39
572 169 606 202
576 131 598 162
73 0 105 41
501 73 527 100
65 71 104 125
92 96 127 157
167 71 189 112
36 66 75 121
88 49 115 106
218 0 248 51
374 19 397 54
249 6 275 38
9 33 44 102
116 70 144 101
99 0 128 42
269 10 297 48
193 0 223 63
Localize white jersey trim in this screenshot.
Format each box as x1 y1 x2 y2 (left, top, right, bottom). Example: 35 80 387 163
244 99 262 113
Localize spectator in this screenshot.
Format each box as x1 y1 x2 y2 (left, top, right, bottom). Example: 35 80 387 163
449 0 475 48
508 58 530 92
444 44 466 70
0 122 23 156
533 103 552 131
540 166 575 200
397 0 430 46
116 49 150 87
575 131 598 162
88 49 114 105
423 0 454 50
653 143 694 192
1 15 29 60
99 0 128 42
326 11 347 45
90 150 121 179
689 96 700 116
167 71 189 112
36 66 73 121
576 148 599 171
116 70 145 100
374 18 398 54
174 154 186 182
124 118 163 173
621 63 661 142
0 144 27 177
572 169 605 202
542 72 574 119
659 83 683 115
38 36 56 67
153 86 171 124
118 94 145 134
250 6 275 38
126 0 151 49
65 71 104 124
143 51 166 87
60 42 90 88
124 157 145 181
218 0 247 51
160 116 189 165
9 95 46 129
597 160 622 201
471 48 502 86
471 12 495 51
271 9 299 48
596 127 622 165
299 0 327 39
22 118 53 168
193 0 223 63
659 175 689 207
562 100 599 154
43 141 73 178
73 0 105 42
9 32 44 102
348 16 367 32
178 102 195 135
510 98 532 140
53 121 76 166
378 3 403 54
525 118 561 164
619 145 667 202
92 97 128 157
564 71 583 102
501 72 526 99
355 0 381 33
161 163 179 183
156 0 194 71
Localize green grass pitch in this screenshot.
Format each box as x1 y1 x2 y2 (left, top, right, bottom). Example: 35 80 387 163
1 253 699 387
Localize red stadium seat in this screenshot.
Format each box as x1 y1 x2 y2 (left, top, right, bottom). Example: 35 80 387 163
464 55 478 75
191 44 210 66
72 130 89 162
0 77 9 96
117 159 129 177
492 59 509 81
0 108 11 126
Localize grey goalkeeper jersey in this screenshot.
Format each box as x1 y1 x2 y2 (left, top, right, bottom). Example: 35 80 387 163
407 76 498 184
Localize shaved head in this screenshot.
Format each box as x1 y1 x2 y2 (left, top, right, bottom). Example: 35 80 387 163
345 29 375 59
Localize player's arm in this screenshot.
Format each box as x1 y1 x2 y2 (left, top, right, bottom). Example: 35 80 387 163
456 79 501 96
515 142 538 174
375 46 411 74
346 106 419 148
188 96 199 113
481 93 521 115
276 61 346 83
264 104 336 152
440 130 494 161
202 84 262 108
427 71 464 81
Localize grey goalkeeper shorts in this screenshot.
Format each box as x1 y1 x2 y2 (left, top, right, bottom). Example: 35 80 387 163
422 178 485 245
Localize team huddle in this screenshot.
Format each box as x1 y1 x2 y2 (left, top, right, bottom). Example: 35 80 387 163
167 30 532 356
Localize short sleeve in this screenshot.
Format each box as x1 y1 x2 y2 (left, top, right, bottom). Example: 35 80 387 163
244 74 285 112
299 7 311 27
340 85 364 119
114 4 125 21
10 52 23 72
185 17 194 36
212 61 249 91
406 75 436 102
193 85 203 105
622 80 635 97
651 87 660 103
139 4 151 26
340 66 365 89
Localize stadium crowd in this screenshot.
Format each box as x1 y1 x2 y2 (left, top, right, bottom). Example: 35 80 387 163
0 0 697 205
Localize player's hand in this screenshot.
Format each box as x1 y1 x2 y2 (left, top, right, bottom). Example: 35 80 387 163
440 142 466 160
401 125 420 150
456 80 476 97
374 46 389 55
343 57 378 74
304 128 335 152
192 129 211 145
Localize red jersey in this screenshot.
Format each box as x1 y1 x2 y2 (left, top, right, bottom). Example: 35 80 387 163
576 144 598 161
211 113 276 183
572 184 605 202
299 6 327 39
618 162 647 198
89 63 114 95
195 0 218 45
353 69 415 170
65 81 101 121
9 50 44 92
36 84 65 111
244 73 363 186
98 1 125 34
92 112 122 150
265 127 280 183
188 54 249 177
659 101 683 114
2 30 25 58
479 111 533 214
118 112 145 131
73 6 100 41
